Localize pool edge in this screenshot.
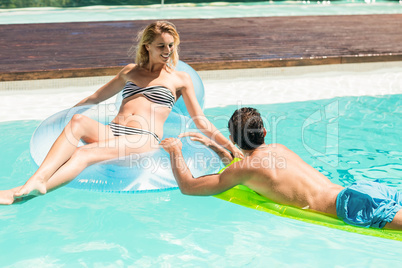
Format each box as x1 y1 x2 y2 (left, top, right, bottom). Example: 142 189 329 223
2 54 402 82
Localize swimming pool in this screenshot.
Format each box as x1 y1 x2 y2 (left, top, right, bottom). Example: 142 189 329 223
1 1 402 24
0 63 401 266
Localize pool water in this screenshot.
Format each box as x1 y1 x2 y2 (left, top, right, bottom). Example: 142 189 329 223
1 1 402 24
0 94 401 266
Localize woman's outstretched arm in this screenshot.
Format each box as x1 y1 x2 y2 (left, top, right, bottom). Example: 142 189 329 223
74 64 134 107
179 72 243 159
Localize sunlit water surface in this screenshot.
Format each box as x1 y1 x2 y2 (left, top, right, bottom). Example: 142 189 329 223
0 93 401 266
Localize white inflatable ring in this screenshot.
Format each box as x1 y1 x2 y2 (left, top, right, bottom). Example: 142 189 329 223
30 61 221 193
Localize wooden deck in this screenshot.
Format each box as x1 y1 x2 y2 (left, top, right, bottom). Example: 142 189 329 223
1 14 402 81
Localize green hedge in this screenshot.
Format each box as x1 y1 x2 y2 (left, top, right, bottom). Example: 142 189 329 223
1 0 159 8
1 0 268 9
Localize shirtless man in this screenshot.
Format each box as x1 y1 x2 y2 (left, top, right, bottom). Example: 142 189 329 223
161 107 402 230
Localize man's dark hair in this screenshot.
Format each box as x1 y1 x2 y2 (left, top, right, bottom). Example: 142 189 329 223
228 107 265 150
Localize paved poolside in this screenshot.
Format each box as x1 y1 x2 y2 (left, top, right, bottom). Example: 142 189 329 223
0 14 401 81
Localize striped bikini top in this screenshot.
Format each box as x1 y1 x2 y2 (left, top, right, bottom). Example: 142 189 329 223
122 81 175 109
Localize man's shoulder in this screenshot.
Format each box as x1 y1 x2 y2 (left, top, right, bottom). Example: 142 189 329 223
267 143 288 151
229 157 259 172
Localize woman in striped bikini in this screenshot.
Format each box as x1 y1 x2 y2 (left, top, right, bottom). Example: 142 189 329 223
0 21 242 205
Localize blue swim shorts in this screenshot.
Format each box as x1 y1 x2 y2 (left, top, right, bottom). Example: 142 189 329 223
336 181 402 228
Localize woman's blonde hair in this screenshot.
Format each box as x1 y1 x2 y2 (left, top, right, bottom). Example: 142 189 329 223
130 21 180 68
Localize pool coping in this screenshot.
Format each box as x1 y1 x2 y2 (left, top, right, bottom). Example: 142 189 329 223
3 55 402 82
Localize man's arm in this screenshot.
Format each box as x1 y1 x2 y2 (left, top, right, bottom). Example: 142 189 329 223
161 138 242 196
178 132 234 166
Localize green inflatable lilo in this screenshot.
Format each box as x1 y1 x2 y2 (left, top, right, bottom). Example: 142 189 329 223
214 159 402 241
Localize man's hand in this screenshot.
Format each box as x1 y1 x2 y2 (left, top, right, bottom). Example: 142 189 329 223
160 138 182 154
179 132 235 165
230 146 244 159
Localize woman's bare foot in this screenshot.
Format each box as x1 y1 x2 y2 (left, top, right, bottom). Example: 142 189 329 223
14 178 47 198
0 189 19 205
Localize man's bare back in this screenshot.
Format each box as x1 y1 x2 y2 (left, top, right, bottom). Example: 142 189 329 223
226 143 344 216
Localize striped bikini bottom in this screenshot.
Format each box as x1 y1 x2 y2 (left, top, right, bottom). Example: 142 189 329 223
109 122 161 142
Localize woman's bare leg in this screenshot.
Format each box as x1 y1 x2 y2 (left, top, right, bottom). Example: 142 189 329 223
0 132 158 205
44 134 157 193
14 114 112 197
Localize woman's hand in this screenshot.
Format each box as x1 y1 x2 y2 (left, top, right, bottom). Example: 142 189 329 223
178 132 214 147
229 145 244 159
